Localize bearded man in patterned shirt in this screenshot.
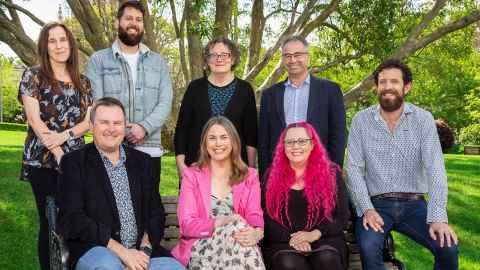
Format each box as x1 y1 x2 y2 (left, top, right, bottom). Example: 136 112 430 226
346 59 458 270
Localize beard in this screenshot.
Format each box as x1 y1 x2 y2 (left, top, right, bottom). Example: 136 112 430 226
378 89 404 112
118 25 143 46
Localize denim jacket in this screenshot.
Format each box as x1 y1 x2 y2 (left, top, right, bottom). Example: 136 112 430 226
86 40 173 151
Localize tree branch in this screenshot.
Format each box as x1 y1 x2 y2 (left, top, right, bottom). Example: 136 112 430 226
244 0 317 83
299 0 340 37
343 8 480 106
0 0 45 26
311 52 364 73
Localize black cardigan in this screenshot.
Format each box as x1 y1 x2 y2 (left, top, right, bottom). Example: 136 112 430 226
174 76 258 165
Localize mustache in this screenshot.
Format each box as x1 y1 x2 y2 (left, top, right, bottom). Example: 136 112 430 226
380 89 399 96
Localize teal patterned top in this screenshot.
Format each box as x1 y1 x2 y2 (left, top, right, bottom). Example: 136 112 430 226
207 79 237 116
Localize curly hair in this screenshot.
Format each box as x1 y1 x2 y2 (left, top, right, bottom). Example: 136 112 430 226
265 122 338 230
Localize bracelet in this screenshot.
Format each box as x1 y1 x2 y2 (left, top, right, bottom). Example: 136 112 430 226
140 245 152 257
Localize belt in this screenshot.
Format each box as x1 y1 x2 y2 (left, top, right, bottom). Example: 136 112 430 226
371 192 425 201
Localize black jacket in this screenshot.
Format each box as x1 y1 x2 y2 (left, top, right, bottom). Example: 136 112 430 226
258 75 346 179
57 143 170 268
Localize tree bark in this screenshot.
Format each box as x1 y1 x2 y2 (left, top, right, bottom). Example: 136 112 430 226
214 0 232 38
244 0 265 75
186 0 205 80
169 0 190 84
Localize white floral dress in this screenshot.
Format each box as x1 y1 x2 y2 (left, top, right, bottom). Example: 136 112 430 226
188 193 265 270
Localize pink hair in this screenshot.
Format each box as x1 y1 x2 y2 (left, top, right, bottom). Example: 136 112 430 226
265 122 338 230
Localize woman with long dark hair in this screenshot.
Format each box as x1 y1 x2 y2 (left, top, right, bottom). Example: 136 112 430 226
172 116 265 269
262 122 349 270
18 22 92 270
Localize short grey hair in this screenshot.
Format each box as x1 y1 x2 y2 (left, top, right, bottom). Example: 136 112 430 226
90 97 126 123
281 36 309 51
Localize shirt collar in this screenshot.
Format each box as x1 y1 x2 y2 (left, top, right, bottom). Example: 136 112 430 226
96 144 127 166
112 39 150 58
373 102 413 121
285 73 310 88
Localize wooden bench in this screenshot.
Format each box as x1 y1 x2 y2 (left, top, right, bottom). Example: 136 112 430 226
47 196 405 270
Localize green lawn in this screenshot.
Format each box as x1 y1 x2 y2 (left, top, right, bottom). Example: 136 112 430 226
1 130 479 269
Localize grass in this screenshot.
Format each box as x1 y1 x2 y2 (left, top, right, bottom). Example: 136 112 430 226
0 129 479 269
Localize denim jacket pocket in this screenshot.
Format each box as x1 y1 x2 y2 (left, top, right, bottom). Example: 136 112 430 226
101 67 123 94
143 66 161 90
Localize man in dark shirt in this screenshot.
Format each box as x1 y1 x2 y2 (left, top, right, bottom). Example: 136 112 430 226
57 97 184 270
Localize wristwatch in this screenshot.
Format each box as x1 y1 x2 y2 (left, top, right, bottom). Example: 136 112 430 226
140 245 152 257
66 129 75 140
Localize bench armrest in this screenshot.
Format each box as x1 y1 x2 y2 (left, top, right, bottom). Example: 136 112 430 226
46 196 69 270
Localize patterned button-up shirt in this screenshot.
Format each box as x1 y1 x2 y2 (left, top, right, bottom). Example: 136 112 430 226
346 103 448 223
284 74 310 125
98 145 138 247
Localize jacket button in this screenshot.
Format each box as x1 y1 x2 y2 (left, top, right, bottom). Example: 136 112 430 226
115 231 120 236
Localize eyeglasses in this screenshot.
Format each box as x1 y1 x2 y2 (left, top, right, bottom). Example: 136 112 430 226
282 52 308 60
207 52 231 60
284 138 312 147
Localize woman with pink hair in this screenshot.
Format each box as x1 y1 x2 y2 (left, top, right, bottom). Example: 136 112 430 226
262 122 349 269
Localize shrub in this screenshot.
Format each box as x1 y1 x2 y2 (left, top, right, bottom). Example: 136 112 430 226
459 124 480 146
435 119 455 153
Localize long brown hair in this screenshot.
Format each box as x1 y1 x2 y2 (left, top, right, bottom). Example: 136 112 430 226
37 21 85 93
196 116 248 185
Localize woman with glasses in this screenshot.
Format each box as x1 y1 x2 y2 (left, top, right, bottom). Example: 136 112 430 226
172 116 265 269
262 122 349 270
17 22 92 270
174 37 258 178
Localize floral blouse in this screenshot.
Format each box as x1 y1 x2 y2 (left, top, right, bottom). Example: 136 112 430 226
17 67 93 180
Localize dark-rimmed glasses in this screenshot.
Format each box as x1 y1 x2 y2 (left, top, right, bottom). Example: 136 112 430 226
284 138 312 147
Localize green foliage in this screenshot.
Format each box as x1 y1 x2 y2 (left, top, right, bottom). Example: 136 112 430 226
0 56 23 123
465 87 480 123
459 124 480 146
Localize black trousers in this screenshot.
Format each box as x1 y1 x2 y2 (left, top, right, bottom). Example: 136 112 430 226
29 167 58 270
151 156 161 194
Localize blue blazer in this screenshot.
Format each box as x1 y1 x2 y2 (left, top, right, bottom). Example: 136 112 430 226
258 75 346 179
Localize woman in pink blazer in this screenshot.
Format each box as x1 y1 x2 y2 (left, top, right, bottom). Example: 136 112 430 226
172 116 265 269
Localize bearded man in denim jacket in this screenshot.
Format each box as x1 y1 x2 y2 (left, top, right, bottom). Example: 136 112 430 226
86 1 172 193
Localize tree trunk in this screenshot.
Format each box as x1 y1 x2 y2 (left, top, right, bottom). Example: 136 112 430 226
244 0 265 75
214 0 233 38
186 0 205 80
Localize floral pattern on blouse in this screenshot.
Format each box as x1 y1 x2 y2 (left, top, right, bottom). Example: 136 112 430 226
17 67 93 180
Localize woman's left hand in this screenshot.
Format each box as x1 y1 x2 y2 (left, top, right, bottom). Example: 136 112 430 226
233 226 263 247
289 230 321 246
41 131 68 150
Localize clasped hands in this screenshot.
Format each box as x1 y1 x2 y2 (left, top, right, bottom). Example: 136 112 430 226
289 230 322 252
363 209 458 247
215 214 263 247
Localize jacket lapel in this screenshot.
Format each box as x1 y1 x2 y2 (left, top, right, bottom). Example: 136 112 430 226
87 145 121 224
274 83 286 128
199 166 212 216
232 182 245 214
307 75 320 123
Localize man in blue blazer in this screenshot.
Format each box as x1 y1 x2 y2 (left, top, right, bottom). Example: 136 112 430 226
258 36 346 179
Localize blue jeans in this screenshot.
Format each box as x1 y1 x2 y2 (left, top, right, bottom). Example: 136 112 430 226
75 246 186 270
355 198 458 270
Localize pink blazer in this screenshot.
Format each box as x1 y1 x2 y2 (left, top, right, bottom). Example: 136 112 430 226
171 166 264 266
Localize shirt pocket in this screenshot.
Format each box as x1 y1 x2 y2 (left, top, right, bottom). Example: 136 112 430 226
101 67 123 94
143 66 161 90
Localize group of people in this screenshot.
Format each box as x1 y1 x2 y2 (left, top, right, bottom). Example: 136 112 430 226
17 1 459 270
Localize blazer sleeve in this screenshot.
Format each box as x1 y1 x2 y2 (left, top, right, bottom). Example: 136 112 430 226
145 156 166 248
242 82 258 148
174 83 195 156
258 89 271 179
243 169 264 228
315 172 350 237
177 169 216 238
327 83 346 168
57 153 111 247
